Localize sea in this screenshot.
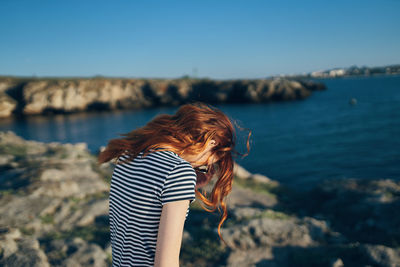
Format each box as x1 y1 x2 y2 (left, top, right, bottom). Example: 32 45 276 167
1 75 399 191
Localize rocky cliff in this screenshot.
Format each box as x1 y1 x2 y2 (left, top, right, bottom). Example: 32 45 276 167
1 131 398 267
0 76 326 118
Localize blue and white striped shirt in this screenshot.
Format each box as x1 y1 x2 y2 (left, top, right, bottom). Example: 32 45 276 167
109 149 197 266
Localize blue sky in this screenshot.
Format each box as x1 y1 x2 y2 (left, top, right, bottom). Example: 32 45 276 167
0 0 399 79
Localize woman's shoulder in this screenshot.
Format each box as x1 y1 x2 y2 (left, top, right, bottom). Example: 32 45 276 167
153 150 192 168
150 150 197 178
117 148 193 172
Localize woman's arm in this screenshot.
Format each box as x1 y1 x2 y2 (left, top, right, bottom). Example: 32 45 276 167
154 199 190 267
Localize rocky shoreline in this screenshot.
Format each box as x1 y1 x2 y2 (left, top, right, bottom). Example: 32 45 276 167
0 130 399 266
0 76 326 118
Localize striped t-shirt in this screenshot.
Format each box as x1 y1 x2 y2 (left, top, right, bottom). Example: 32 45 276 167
109 149 197 266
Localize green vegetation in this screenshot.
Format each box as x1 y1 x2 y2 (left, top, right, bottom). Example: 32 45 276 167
90 161 113 184
181 209 229 266
20 226 35 236
98 168 112 184
46 250 68 264
69 196 83 212
189 199 214 211
59 149 70 159
233 176 279 198
0 144 27 158
242 209 293 222
69 225 109 248
84 191 109 202
382 191 400 200
260 209 292 220
106 252 112 266
68 192 108 213
40 213 55 224
0 189 15 197
180 236 228 267
39 222 110 250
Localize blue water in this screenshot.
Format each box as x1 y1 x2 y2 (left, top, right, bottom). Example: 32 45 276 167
1 75 399 190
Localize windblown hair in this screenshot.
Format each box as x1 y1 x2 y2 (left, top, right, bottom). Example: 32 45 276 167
98 102 251 244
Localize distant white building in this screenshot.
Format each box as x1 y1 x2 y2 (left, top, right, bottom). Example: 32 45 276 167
310 68 346 78
311 71 327 77
329 69 345 77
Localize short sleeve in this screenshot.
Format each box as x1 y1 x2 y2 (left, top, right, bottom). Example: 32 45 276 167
160 161 197 205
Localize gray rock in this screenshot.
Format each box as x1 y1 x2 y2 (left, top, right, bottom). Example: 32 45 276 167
2 131 399 267
293 177 400 247
0 131 111 266
330 258 345 267
0 228 50 267
62 238 108 267
359 244 400 267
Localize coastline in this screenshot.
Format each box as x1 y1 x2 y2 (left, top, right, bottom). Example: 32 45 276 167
0 76 326 119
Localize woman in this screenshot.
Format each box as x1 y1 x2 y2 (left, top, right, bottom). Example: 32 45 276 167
98 102 251 267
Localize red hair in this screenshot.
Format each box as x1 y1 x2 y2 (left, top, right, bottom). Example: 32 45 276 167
98 102 251 244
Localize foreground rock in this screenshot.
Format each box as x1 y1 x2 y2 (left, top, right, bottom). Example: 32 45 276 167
0 130 113 266
210 175 400 266
0 131 399 266
0 76 326 118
